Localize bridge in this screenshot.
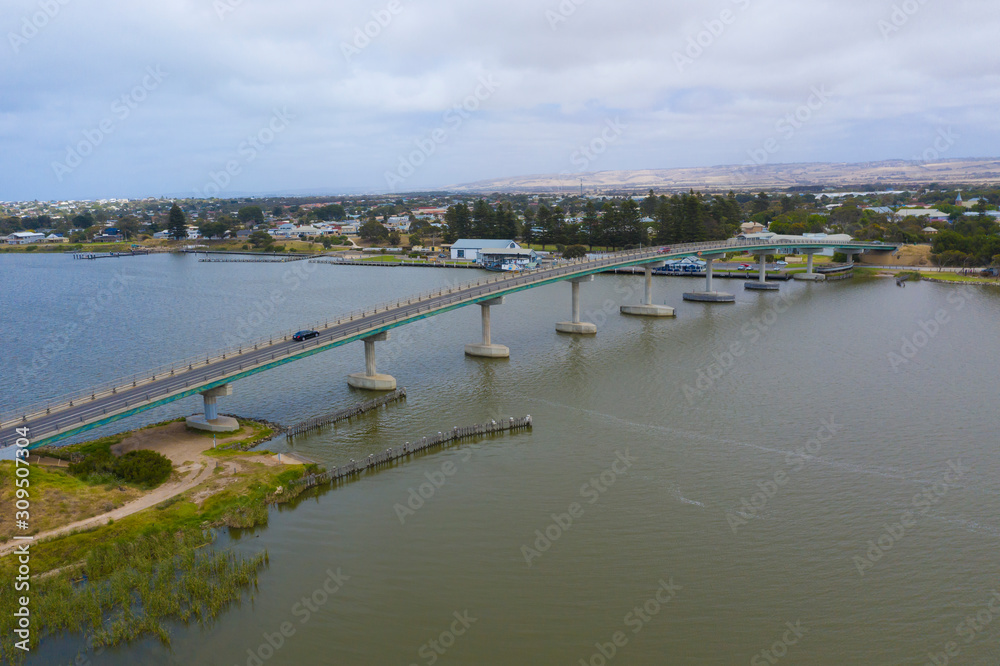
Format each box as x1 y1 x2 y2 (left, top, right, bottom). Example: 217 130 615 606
0 238 895 449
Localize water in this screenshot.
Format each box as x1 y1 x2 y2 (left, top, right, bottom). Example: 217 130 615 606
3 254 999 665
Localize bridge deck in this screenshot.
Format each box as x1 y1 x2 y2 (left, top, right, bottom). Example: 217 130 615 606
0 238 895 448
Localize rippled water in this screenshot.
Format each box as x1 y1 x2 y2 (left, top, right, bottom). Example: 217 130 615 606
4 253 999 665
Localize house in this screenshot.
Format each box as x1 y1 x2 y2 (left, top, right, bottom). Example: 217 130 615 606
93 230 124 242
386 216 411 231
450 239 520 261
740 221 766 235
478 247 538 271
922 226 939 235
6 232 45 245
896 208 948 220
45 233 67 243
152 230 172 239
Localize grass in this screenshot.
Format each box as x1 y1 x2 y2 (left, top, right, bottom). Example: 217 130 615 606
853 266 1000 284
0 524 270 661
0 462 142 541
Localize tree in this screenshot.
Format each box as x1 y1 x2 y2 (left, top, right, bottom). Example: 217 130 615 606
471 199 494 237
359 219 389 244
199 220 228 239
751 192 770 215
388 230 401 246
315 204 346 221
496 204 518 239
249 230 272 248
581 201 600 249
641 189 658 217
619 199 644 246
537 205 554 249
168 203 187 240
653 196 675 244
115 450 172 487
444 204 471 243
563 244 588 259
118 215 140 240
238 206 264 226
272 205 284 217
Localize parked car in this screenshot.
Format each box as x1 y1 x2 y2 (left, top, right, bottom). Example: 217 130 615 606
293 330 319 341
775 260 788 266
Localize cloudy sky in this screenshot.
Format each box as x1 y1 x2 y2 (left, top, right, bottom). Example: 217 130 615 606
2 0 997 200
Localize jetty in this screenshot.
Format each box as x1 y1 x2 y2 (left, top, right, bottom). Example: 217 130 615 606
292 416 532 488
286 388 407 437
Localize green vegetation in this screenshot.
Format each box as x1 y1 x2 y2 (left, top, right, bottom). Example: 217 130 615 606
114 450 173 486
168 202 187 240
0 417 308 661
0 526 268 661
930 217 1000 266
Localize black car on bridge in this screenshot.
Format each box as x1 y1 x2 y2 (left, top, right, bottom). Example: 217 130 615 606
293 330 320 341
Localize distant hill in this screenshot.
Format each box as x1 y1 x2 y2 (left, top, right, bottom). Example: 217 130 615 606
445 158 1000 194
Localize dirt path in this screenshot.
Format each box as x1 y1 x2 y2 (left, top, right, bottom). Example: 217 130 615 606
0 422 299 557
0 459 216 557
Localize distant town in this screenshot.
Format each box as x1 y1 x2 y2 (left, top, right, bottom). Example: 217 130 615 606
2 185 999 268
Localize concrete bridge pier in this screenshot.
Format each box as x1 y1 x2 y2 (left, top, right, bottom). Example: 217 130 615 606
621 262 675 316
348 332 397 390
745 251 780 291
793 250 826 281
466 297 510 358
186 384 240 432
683 255 735 303
556 275 597 334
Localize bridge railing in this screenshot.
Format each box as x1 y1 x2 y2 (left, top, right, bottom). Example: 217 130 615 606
0 239 890 428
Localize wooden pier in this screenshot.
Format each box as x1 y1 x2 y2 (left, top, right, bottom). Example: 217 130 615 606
72 250 152 260
199 256 309 263
286 388 407 437
310 258 478 269
291 415 533 488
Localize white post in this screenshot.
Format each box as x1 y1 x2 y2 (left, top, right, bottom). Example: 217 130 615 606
759 253 767 283
806 252 814 275
705 257 714 292
644 265 653 305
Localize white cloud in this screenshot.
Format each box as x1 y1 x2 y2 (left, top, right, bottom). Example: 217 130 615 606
0 0 997 198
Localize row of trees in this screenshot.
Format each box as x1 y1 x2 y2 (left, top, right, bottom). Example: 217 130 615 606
440 192 743 250
931 215 1000 266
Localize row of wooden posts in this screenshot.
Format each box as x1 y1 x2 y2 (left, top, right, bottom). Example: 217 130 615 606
285 388 408 437
291 416 533 489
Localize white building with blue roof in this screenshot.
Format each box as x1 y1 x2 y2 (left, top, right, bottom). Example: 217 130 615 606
450 238 520 261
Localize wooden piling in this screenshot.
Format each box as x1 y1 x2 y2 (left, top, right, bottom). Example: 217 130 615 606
290 415 532 488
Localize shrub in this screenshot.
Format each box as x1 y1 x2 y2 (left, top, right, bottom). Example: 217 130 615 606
68 449 118 478
115 450 172 486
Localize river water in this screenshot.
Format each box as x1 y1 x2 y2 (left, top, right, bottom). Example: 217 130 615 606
3 253 999 665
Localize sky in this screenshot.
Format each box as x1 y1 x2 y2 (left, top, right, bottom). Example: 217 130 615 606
2 0 998 200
